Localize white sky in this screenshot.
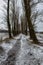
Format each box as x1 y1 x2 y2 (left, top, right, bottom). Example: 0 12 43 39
0 0 43 32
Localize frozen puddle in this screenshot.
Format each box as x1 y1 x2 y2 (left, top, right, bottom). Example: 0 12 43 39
0 34 43 65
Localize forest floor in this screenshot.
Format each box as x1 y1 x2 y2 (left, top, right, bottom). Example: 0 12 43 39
0 34 43 65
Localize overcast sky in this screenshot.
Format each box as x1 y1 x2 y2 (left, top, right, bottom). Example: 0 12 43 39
0 0 43 32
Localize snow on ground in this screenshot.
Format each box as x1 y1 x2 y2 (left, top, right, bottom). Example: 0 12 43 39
0 34 43 65
36 33 43 43
0 39 17 64
15 34 43 65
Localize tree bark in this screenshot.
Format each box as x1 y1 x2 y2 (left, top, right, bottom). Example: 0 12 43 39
24 0 39 44
25 21 27 35
7 0 12 38
12 0 15 36
17 19 18 34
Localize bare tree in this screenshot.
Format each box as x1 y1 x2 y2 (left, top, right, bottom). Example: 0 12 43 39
25 20 27 35
21 15 27 35
16 8 19 34
21 17 23 33
7 0 12 38
11 0 16 36
23 0 39 44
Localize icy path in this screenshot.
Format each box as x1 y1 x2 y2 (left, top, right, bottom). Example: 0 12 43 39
0 34 43 65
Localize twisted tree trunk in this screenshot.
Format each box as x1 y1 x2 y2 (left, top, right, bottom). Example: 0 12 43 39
24 0 39 44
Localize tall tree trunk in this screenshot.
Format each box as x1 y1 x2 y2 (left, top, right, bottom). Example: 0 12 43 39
21 21 23 34
13 20 15 36
25 21 27 35
12 0 15 36
17 19 18 34
24 0 39 44
7 0 12 38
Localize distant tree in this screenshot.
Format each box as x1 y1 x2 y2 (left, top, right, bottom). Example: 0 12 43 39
21 15 27 35
11 0 16 36
23 0 39 44
16 7 19 34
31 11 38 31
25 20 27 35
21 17 23 33
11 0 19 36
